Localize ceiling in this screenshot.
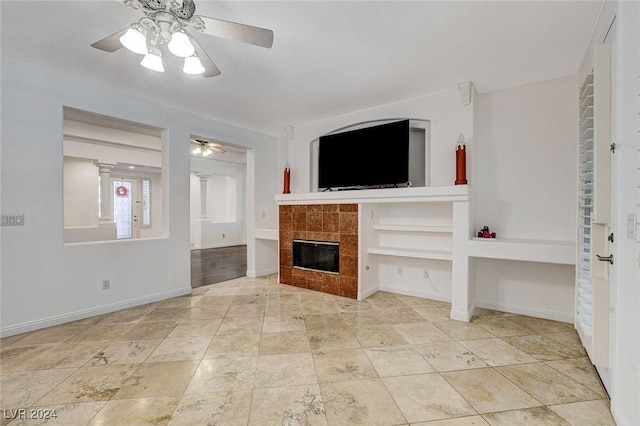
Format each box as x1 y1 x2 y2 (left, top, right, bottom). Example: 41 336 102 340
1 1 604 136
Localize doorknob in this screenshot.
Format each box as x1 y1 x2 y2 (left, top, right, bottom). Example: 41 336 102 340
596 254 614 265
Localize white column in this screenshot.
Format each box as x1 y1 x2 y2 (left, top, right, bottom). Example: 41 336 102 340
98 163 115 222
197 173 209 218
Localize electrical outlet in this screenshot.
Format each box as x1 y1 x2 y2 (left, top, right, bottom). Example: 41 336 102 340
397 266 403 275
627 213 637 239
102 279 110 290
423 270 430 279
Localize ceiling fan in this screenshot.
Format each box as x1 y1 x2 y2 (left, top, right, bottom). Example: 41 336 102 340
91 0 274 77
191 138 226 156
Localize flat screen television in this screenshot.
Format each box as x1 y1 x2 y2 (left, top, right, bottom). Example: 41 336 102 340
318 119 410 190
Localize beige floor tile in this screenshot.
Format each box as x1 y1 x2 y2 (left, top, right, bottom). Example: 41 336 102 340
259 331 311 355
249 385 327 425
307 327 361 352
10 323 88 345
433 320 496 340
352 325 409 347
143 308 193 322
548 399 616 426
413 307 452 322
169 389 252 425
334 298 375 312
414 341 488 372
204 333 261 358
205 286 239 296
508 316 574 334
20 340 111 370
89 396 179 425
262 315 306 333
304 313 349 330
185 357 257 393
496 363 603 405
364 346 434 377
254 352 317 388
544 357 607 397
378 308 429 325
225 304 266 318
0 332 33 347
0 344 65 372
158 295 205 309
95 307 152 325
481 406 571 425
411 415 490 425
321 379 406 425
313 349 379 383
392 322 453 344
339 311 388 328
167 319 222 337
383 374 476 423
121 320 179 340
264 302 304 317
363 292 409 310
35 364 139 405
5 402 106 426
473 317 532 337
503 334 583 361
0 369 76 408
394 295 451 309
459 338 538 366
441 368 542 414
146 336 212 362
543 332 588 356
216 317 264 335
85 339 162 366
113 361 199 399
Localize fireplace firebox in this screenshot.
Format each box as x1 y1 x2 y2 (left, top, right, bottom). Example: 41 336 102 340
292 239 339 274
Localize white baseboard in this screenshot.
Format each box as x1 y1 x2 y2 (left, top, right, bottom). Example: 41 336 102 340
476 300 574 323
0 287 192 338
378 284 451 304
359 285 379 300
450 309 473 322
246 267 278 278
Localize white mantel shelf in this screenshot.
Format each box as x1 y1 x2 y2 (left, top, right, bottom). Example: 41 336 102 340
275 185 469 205
467 238 576 265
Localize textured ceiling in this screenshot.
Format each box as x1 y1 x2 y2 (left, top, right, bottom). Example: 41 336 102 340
1 1 603 136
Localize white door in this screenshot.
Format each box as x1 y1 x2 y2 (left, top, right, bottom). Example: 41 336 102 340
113 178 139 239
576 40 613 376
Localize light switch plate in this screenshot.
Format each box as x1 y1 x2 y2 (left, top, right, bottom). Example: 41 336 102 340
1 214 24 226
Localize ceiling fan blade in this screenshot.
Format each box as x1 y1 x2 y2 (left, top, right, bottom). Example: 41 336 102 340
190 37 221 78
192 16 273 48
91 28 128 52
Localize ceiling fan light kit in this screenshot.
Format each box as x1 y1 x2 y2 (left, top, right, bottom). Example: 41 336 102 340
92 0 274 78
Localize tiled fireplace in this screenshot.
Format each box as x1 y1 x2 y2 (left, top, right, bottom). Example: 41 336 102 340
279 204 358 298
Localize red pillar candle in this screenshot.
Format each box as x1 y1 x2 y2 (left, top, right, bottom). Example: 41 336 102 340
455 144 468 185
283 167 291 194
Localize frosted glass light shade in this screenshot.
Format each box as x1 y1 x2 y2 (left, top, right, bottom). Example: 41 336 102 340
168 31 195 58
183 55 205 75
140 50 164 72
120 26 147 55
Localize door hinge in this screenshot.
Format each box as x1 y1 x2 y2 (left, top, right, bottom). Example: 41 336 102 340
610 143 616 153
608 233 614 243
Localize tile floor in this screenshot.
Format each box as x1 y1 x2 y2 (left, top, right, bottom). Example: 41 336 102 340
0 275 616 425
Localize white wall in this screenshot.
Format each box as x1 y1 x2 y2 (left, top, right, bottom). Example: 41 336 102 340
472 76 578 322
289 88 474 193
0 58 279 336
63 156 98 227
189 155 247 249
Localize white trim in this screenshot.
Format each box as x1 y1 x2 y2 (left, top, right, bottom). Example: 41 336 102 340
0 287 192 338
476 299 574 324
450 310 473 322
359 285 379 300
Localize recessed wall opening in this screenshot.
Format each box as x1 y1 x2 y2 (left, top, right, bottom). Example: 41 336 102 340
293 239 340 274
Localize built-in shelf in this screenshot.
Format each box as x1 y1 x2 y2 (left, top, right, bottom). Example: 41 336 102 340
253 228 278 241
367 246 453 261
467 238 575 265
372 224 453 233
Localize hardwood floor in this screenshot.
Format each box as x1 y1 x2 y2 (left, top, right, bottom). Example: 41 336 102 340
190 245 247 288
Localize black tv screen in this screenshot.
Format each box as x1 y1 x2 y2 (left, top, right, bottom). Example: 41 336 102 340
318 119 410 190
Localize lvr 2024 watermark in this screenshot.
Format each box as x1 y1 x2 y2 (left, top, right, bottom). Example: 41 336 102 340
3 408 58 420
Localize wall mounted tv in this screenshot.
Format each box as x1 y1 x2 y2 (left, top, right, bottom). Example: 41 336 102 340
318 119 410 190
